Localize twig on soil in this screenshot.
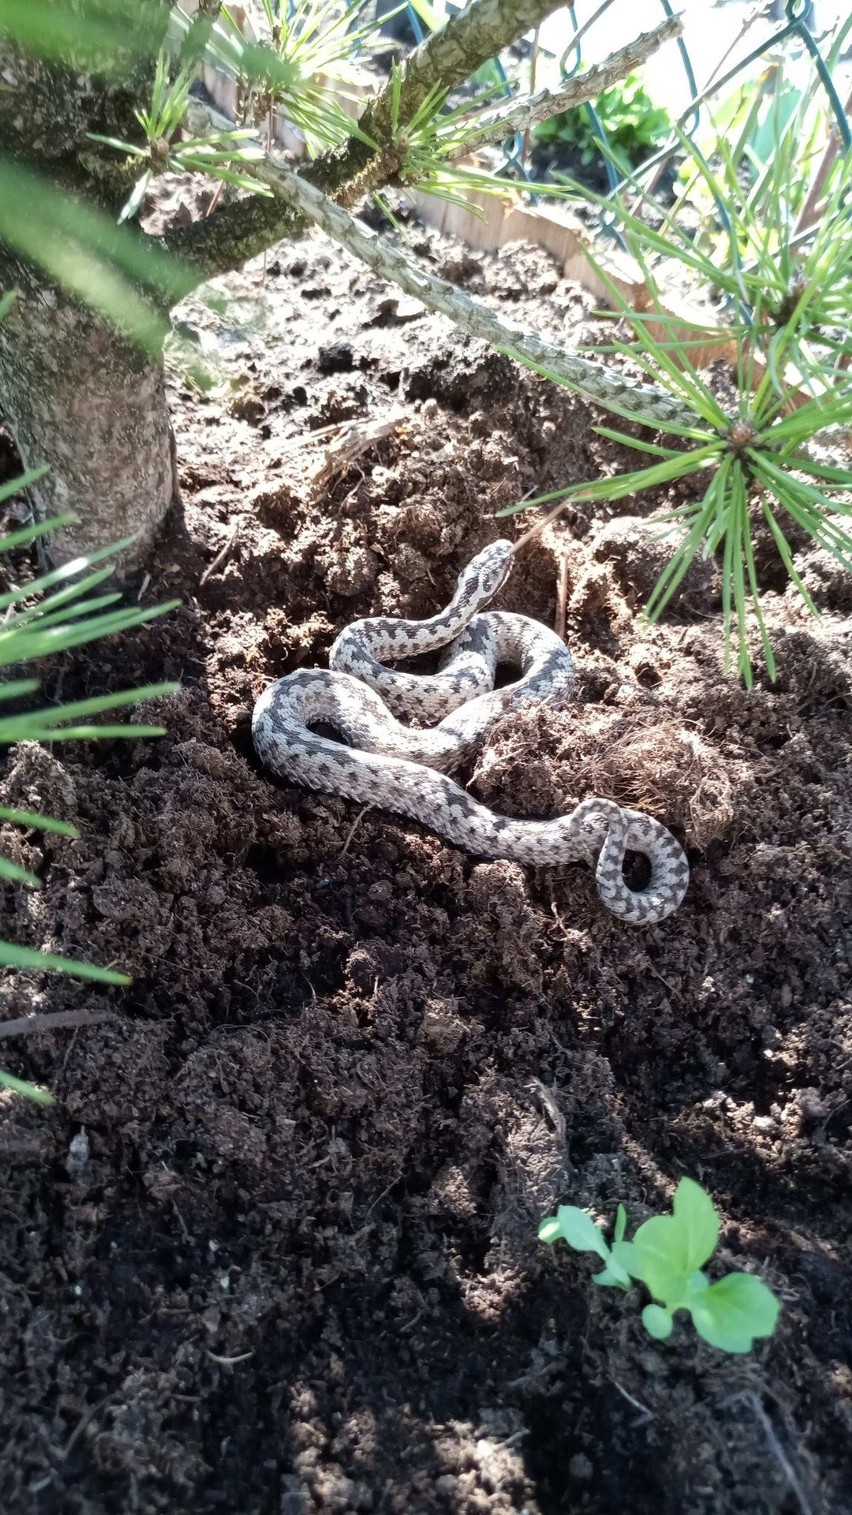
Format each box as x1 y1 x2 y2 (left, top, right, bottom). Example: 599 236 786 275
554 550 569 641
365 1171 405 1218
531 1077 566 1142
645 961 678 997
494 1428 528 1449
339 804 371 856
200 519 241 586
310 411 408 496
280 421 345 452
0 1007 116 1040
58 1394 112 1462
507 1358 562 1390
171 1200 192 1242
612 1379 654 1423
748 1394 814 1515
510 499 572 555
204 178 226 218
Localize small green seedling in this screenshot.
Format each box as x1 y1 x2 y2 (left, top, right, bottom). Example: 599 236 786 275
539 1178 780 1354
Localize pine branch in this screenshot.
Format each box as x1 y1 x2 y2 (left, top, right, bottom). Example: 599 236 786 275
181 92 694 429
363 0 577 135
255 160 694 427
163 0 571 281
448 13 682 160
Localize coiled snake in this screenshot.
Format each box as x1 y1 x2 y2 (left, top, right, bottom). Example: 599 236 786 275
252 541 689 924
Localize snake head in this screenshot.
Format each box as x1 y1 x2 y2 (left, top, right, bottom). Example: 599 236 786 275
469 539 515 602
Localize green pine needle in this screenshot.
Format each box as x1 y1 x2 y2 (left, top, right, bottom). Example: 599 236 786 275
0 456 179 1102
506 57 852 684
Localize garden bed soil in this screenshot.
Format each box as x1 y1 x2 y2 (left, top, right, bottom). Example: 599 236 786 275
1 208 851 1515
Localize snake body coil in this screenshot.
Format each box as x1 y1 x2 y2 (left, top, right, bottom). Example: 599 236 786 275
253 541 689 924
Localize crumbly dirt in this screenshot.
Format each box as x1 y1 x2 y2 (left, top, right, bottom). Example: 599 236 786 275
1 212 851 1515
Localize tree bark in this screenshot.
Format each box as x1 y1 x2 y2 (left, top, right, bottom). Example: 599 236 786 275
0 267 175 564
0 11 176 561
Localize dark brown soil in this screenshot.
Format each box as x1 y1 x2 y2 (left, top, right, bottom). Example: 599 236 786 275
2 216 851 1515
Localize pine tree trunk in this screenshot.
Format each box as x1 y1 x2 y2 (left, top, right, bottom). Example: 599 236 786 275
0 14 176 565
0 267 176 565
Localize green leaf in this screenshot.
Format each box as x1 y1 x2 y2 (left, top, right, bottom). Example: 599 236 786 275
0 506 66 548
592 1258 632 1290
0 854 41 889
0 1068 55 1104
18 592 124 632
630 1180 720 1304
538 1216 563 1245
87 132 146 158
628 1216 694 1301
642 1304 674 1341
0 0 167 71
0 531 136 612
0 807 77 837
0 565 116 625
0 682 179 741
610 1238 639 1274
0 159 194 350
592 425 680 460
614 1204 627 1244
119 170 154 225
0 600 181 663
689 1272 781 1354
19 724 167 742
0 942 130 985
541 1204 631 1285
551 1205 611 1262
683 1269 710 1300
0 680 41 702
672 1178 720 1271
